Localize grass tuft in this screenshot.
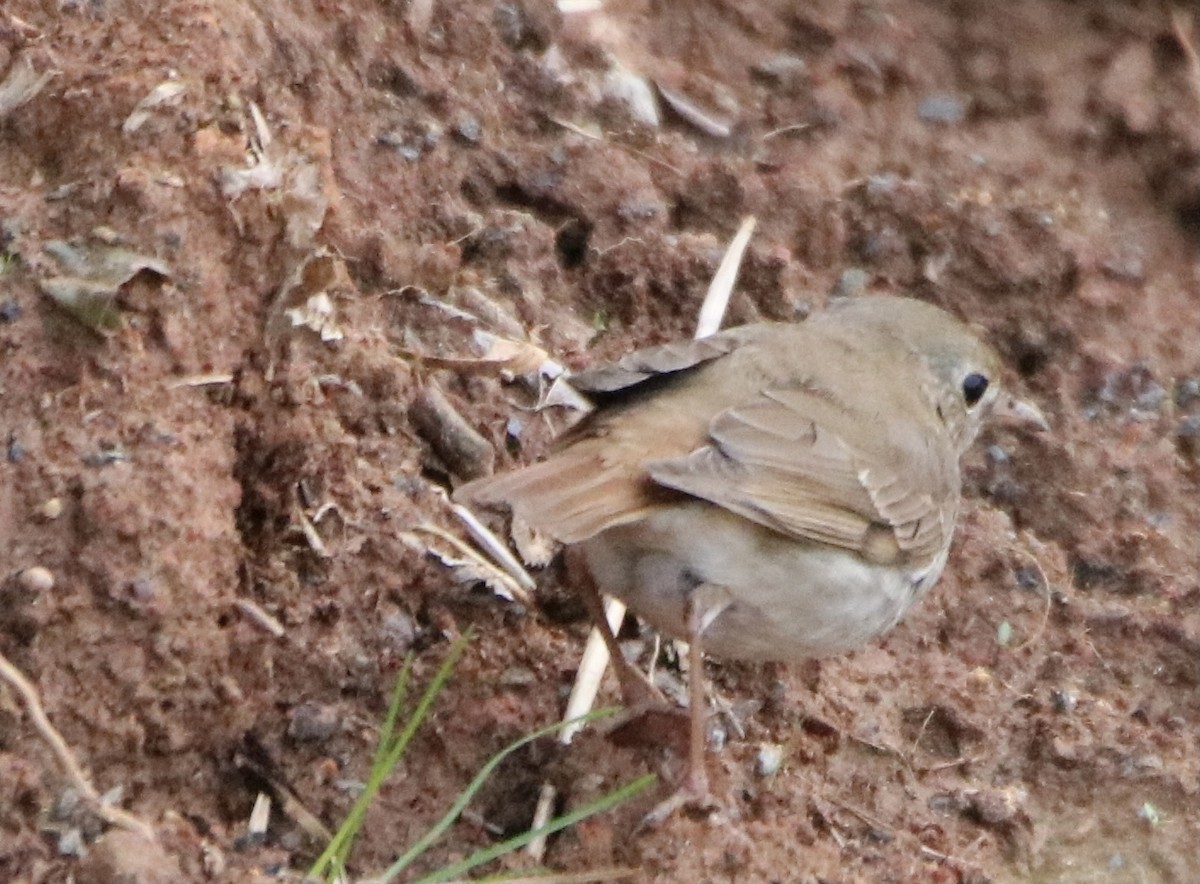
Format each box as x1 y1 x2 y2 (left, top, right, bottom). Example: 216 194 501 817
310 632 653 883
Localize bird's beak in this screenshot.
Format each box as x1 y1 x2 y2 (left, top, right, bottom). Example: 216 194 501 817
994 394 1050 432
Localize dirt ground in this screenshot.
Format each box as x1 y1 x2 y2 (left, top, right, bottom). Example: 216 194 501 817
3 1 1200 882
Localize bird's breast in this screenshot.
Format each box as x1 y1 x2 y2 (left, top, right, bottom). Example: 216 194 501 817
579 503 949 662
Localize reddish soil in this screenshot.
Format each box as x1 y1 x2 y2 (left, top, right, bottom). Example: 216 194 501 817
3 1 1200 882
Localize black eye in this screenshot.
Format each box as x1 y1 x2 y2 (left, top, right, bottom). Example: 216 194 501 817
962 372 989 407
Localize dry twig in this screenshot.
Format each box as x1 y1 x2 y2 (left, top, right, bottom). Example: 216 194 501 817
413 522 533 605
0 649 158 843
550 117 685 177
1011 549 1055 653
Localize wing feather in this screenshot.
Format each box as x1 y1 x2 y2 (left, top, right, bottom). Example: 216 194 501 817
648 390 957 561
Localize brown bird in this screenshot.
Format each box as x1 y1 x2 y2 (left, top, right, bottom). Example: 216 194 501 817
457 294 1047 821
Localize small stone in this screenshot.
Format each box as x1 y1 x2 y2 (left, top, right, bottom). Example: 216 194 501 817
57 827 86 858
38 497 64 520
1175 378 1200 408
201 842 227 877
52 788 83 820
918 92 967 125
82 445 129 467
1014 565 1042 590
1050 689 1077 714
985 445 1010 466
1133 382 1168 413
1137 801 1161 826
707 720 727 753
77 830 181 884
865 173 899 197
967 667 993 689
832 267 870 299
1178 415 1200 438
756 742 785 776
499 666 537 688
752 54 810 89
288 702 340 743
0 299 21 323
91 225 122 245
18 566 55 592
1102 252 1145 282
452 115 482 144
967 787 1025 826
603 67 660 127
378 607 417 653
505 416 525 443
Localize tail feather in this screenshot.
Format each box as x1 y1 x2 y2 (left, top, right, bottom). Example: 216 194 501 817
455 447 660 544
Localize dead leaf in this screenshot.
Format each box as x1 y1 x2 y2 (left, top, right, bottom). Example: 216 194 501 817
122 80 187 135
38 241 170 328
284 292 343 342
266 250 354 348
0 54 56 120
402 331 557 378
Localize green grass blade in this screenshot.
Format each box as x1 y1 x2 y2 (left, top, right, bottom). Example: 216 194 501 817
379 631 472 774
376 708 623 883
373 655 413 772
408 773 656 884
309 633 471 881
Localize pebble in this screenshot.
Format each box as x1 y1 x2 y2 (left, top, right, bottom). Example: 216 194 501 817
57 827 86 858
985 444 1010 466
38 497 64 520
1133 382 1168 413
452 114 482 144
603 67 660 127
499 666 537 688
918 92 967 125
18 566 55 592
377 607 417 653
756 742 785 776
1178 415 1200 438
967 787 1025 825
967 667 993 689
288 702 340 743
752 54 810 89
1175 377 1200 408
832 267 870 299
1050 689 1077 714
1014 564 1042 590
77 830 181 884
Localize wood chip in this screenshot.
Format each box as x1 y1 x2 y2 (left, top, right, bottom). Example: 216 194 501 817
409 383 496 480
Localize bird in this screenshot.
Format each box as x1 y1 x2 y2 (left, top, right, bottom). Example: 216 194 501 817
456 293 1047 821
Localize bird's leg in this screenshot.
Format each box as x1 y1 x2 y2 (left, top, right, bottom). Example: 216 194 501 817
566 547 665 709
641 583 733 827
683 609 710 799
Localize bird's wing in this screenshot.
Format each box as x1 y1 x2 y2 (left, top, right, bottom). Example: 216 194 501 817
456 328 756 544
646 387 958 563
566 332 744 398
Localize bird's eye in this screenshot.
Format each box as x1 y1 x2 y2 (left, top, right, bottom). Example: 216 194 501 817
962 372 989 407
